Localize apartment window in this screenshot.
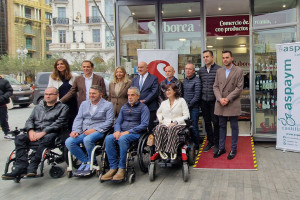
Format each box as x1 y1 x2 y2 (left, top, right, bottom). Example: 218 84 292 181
45 12 52 19
105 0 114 22
26 37 32 49
59 30 66 43
92 6 100 17
58 7 66 19
93 29 100 42
45 0 51 5
25 7 31 19
46 40 51 51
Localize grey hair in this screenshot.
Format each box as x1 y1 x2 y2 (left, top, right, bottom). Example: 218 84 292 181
46 87 59 94
128 86 140 95
90 85 103 93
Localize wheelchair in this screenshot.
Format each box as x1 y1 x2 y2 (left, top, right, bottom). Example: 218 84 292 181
66 129 114 178
3 127 69 183
147 119 196 182
98 131 151 184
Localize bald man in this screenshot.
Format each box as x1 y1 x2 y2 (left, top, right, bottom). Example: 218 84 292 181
131 61 159 131
158 66 182 104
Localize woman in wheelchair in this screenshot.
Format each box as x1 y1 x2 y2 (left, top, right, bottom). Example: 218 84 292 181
155 83 190 164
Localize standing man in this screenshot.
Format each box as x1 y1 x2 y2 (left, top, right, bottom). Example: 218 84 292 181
183 63 201 150
0 75 13 139
199 50 221 153
213 50 243 160
65 85 114 176
60 60 107 107
131 61 158 131
158 65 182 104
2 87 69 179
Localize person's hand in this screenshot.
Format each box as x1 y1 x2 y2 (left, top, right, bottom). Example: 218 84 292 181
28 130 37 142
120 131 129 137
220 98 229 106
140 100 146 103
34 131 46 141
113 131 121 140
168 123 175 127
70 131 79 138
83 129 96 135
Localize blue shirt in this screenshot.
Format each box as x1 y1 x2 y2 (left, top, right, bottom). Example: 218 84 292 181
165 77 176 85
225 66 233 78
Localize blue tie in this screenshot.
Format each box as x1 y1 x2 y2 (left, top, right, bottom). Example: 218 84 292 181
139 75 144 91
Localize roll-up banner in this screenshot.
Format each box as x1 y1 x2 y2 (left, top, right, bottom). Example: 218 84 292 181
276 42 300 152
137 49 178 83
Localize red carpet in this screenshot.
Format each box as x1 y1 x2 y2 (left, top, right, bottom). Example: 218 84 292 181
193 136 257 170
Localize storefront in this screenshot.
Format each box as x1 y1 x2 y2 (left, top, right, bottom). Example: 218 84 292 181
114 0 298 140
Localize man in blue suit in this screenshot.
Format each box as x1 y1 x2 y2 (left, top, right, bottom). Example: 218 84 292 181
131 61 159 131
65 85 114 176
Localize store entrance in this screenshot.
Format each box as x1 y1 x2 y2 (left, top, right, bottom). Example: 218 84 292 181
206 36 251 136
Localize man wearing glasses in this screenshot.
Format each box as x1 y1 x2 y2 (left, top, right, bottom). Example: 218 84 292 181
2 87 69 180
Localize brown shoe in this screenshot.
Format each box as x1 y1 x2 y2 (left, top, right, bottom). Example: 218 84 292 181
100 169 117 181
112 168 126 181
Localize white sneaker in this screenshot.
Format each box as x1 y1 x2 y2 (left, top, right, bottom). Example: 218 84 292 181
4 135 15 140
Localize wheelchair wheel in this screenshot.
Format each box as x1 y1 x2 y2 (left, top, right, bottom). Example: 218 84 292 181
67 170 73 178
137 133 152 173
128 173 135 184
148 163 156 181
49 166 65 178
187 143 196 165
4 158 16 174
182 162 189 182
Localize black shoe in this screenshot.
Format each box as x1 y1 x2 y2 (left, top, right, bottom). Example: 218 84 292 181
213 145 219 154
213 149 226 158
2 168 27 180
203 143 214 152
227 150 237 160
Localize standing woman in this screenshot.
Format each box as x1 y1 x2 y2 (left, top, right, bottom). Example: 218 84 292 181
108 67 132 117
155 83 190 163
48 58 79 130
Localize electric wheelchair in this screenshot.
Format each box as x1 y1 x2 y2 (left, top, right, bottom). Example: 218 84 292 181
3 127 69 183
147 119 196 182
98 131 151 184
66 128 114 178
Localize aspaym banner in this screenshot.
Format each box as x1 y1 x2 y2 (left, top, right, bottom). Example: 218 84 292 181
137 49 178 83
276 42 300 152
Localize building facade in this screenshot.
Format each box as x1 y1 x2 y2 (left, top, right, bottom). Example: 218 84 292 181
50 0 115 65
114 0 299 139
7 0 52 59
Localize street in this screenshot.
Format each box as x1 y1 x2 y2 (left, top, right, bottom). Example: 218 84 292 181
0 105 300 200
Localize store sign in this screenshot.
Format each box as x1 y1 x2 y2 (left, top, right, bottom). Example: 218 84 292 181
137 49 178 83
138 18 200 34
276 42 300 152
206 15 249 36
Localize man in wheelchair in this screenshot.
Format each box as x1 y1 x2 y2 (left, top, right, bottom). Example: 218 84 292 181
2 87 69 180
100 87 149 182
65 85 114 176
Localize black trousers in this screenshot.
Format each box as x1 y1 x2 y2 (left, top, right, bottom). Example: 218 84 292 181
200 100 219 146
148 110 157 133
0 106 9 134
15 132 57 171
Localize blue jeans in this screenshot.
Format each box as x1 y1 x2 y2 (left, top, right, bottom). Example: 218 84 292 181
65 131 105 163
105 133 141 169
189 108 200 149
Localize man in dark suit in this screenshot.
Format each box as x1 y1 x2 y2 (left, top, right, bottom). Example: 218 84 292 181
60 60 107 107
213 50 244 160
131 61 159 131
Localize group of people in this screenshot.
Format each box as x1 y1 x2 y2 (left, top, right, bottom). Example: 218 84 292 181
1 49 243 182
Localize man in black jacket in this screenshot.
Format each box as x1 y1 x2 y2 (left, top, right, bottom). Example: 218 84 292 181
0 75 13 139
2 87 69 179
183 63 201 149
199 50 221 153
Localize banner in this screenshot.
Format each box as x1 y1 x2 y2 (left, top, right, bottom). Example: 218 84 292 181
276 42 300 152
137 49 178 83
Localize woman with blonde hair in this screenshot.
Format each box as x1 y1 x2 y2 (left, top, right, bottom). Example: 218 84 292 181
108 67 132 117
48 58 79 129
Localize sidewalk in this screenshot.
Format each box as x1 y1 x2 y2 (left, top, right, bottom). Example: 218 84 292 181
0 138 299 200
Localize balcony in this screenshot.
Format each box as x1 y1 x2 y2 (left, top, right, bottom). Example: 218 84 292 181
25 13 32 19
85 43 102 49
24 29 35 36
52 17 69 25
86 16 101 24
26 45 36 51
49 43 71 51
52 0 68 3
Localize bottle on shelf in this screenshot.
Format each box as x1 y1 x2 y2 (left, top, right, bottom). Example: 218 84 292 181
256 75 260 91
259 75 263 90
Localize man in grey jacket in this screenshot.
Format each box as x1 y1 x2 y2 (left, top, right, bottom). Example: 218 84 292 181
65 85 114 176
2 87 69 179
183 63 201 150
199 50 221 153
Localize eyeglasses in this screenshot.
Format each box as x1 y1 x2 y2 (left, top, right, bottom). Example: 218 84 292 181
44 93 57 96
